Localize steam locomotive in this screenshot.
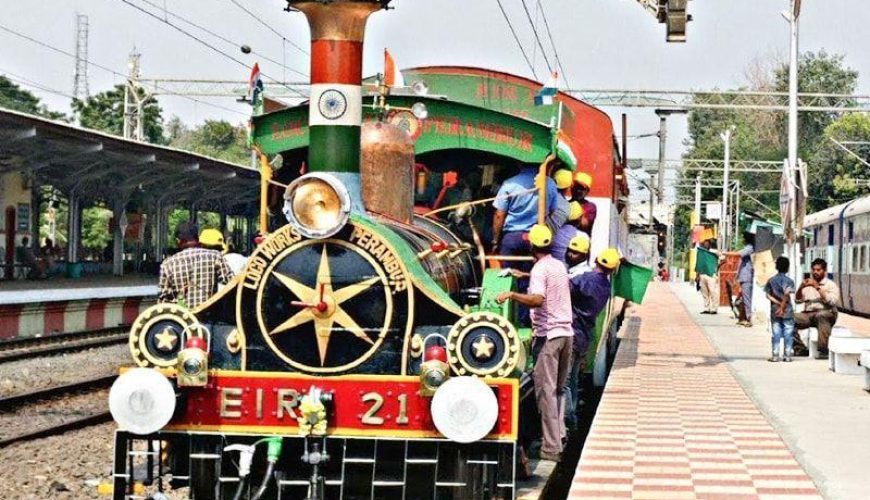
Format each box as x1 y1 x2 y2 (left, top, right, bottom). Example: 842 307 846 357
107 1 630 499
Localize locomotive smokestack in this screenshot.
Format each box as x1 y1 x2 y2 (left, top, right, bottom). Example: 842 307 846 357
287 0 389 182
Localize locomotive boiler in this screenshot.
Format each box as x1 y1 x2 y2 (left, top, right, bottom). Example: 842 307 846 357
108 1 529 499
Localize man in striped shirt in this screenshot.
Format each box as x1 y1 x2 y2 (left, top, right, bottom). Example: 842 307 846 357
497 224 573 462
158 223 233 309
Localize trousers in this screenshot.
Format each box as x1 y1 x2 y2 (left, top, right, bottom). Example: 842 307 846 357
739 280 753 320
771 317 795 356
533 335 572 455
700 274 720 312
793 309 838 352
563 347 587 428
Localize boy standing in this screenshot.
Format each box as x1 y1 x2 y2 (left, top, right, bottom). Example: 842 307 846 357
764 256 795 362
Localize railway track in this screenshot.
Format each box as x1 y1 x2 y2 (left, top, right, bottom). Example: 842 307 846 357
0 374 117 449
0 327 128 363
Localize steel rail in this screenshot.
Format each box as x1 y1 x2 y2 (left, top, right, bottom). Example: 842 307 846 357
0 328 128 363
0 374 117 410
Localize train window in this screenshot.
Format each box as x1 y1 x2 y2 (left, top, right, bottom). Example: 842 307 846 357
852 246 860 273
862 245 868 273
849 221 855 241
828 225 834 246
813 227 818 246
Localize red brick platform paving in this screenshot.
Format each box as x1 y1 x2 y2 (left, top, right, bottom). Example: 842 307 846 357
569 283 821 499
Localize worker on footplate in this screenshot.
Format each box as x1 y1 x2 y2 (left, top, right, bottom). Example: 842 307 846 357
492 163 563 325
564 245 618 430
158 223 234 309
572 172 597 233
550 200 585 267
497 224 573 462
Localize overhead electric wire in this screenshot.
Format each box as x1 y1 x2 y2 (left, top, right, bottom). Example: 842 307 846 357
115 0 307 98
227 0 309 56
0 23 248 117
536 0 571 89
494 0 539 80
519 0 553 75
136 0 307 78
0 69 76 100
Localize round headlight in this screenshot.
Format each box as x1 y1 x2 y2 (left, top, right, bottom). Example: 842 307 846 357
109 368 176 435
283 173 351 239
430 376 498 443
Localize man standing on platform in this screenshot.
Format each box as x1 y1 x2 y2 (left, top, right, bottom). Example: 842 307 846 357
792 258 841 358
496 224 572 462
727 232 755 327
697 238 723 315
158 222 233 309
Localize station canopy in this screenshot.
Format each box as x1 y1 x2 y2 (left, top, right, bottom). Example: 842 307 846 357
0 108 260 214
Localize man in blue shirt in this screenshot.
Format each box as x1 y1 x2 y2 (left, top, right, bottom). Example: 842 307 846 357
491 164 561 262
563 248 618 429
550 201 584 266
764 256 795 362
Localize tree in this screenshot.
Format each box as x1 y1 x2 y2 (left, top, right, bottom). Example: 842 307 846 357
169 118 250 165
809 113 870 206
72 84 165 144
0 75 68 120
81 206 112 256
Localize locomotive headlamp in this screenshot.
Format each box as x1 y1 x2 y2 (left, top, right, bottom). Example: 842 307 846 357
419 343 450 397
109 368 177 435
283 173 351 239
177 327 209 387
431 376 499 443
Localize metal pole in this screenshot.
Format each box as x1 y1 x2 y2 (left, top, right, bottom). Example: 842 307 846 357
720 128 732 248
734 179 741 249
785 0 801 280
656 112 667 198
694 175 701 217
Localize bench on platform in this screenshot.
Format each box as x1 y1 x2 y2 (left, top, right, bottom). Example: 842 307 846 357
862 351 870 391
828 327 870 375
797 328 820 359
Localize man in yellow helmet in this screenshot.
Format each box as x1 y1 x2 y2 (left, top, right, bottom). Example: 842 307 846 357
564 233 593 277
572 172 597 233
496 224 573 462
550 201 585 268
563 247 618 429
157 224 234 309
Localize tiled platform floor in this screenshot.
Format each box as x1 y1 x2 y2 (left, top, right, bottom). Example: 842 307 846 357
569 283 821 499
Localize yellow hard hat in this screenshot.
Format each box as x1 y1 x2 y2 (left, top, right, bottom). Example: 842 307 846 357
574 172 593 189
199 228 226 252
596 248 621 270
528 224 553 248
553 169 573 190
568 201 585 221
568 234 590 254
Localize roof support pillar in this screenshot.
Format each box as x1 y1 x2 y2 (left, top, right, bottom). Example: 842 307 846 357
153 199 168 262
112 197 128 276
67 191 82 263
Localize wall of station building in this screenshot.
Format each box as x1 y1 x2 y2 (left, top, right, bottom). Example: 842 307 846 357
0 171 34 261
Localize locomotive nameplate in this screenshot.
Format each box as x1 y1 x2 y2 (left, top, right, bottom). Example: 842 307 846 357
166 371 518 440
237 222 414 374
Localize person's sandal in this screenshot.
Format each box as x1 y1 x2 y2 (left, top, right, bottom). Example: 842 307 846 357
767 355 780 362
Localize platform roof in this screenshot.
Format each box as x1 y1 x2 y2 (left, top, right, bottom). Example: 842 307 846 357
0 108 260 214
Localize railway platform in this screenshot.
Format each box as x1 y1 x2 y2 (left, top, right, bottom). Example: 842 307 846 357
569 282 870 500
0 275 156 340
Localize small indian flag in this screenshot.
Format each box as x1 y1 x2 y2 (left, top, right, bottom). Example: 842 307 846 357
534 71 559 106
555 131 577 170
384 49 405 87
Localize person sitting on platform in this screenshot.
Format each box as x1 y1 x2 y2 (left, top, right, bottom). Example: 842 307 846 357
792 258 841 358
550 201 584 267
563 246 618 430
158 222 233 309
765 256 795 362
496 224 572 463
17 236 46 280
571 172 597 233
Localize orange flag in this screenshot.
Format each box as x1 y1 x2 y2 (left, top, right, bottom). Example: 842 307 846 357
384 49 405 87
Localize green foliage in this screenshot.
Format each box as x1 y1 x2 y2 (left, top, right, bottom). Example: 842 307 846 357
810 113 870 206
72 84 165 144
82 206 112 251
675 51 861 253
168 117 250 165
0 76 69 121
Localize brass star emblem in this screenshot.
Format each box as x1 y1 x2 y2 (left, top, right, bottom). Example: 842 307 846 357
472 335 496 360
155 328 178 351
269 246 381 365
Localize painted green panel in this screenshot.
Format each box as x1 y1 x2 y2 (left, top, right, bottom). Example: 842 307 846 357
251 97 553 164
309 125 360 173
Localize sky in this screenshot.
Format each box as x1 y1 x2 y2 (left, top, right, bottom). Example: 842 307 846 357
3 0 870 173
